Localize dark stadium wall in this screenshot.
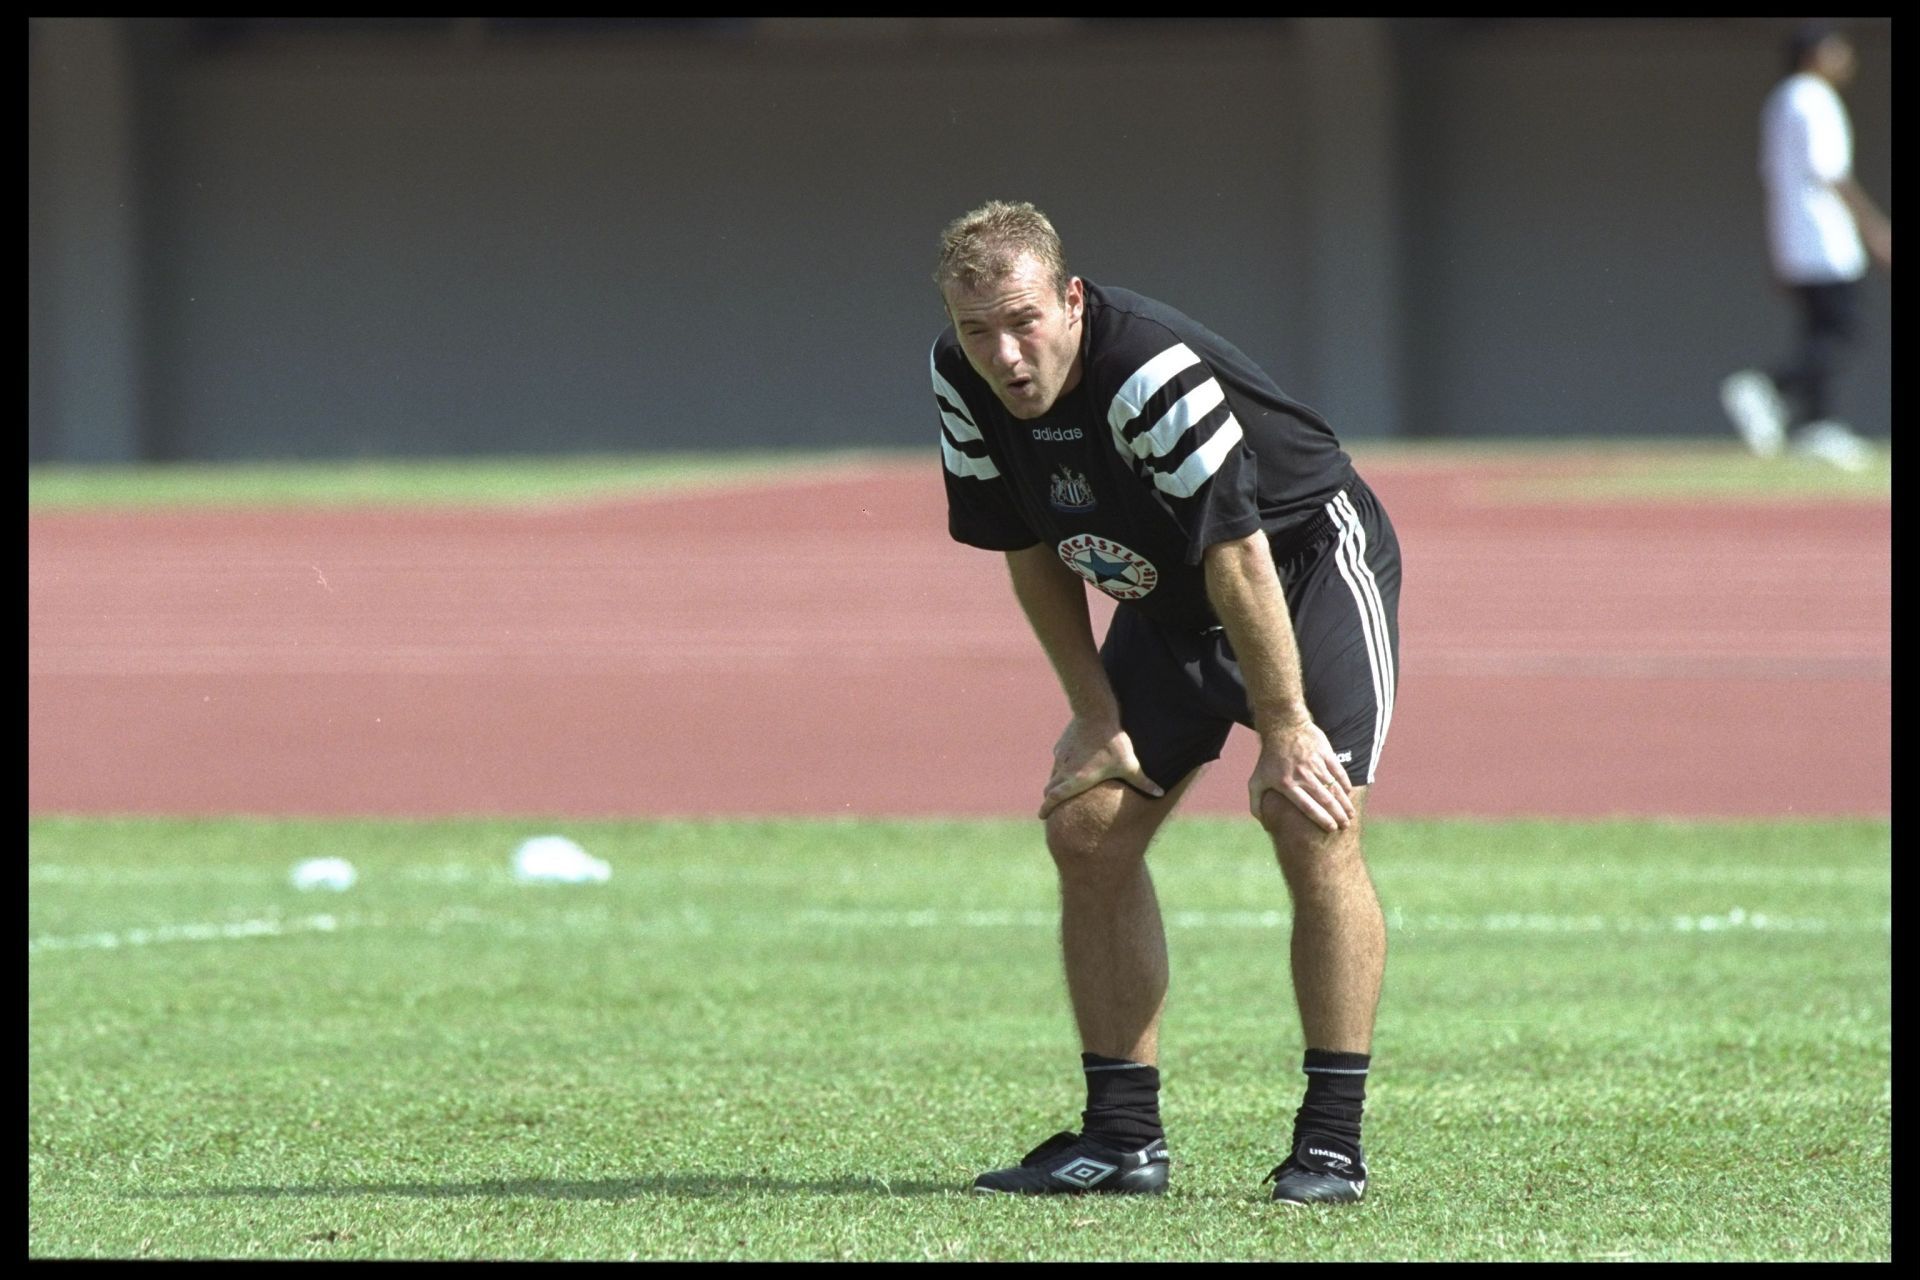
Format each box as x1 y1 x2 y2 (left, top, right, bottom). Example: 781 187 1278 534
26 19 1890 462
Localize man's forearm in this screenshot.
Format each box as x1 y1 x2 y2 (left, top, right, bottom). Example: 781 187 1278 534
1837 178 1888 230
1837 179 1892 262
1203 532 1311 732
1004 545 1120 722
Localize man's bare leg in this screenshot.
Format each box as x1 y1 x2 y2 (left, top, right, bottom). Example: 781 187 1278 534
971 773 1197 1194
1260 785 1383 1052
1044 772 1200 1066
1258 784 1382 1203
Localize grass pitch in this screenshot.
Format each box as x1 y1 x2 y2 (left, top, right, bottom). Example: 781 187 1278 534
28 816 1888 1261
24 448 893 511
29 440 1889 512
1349 439 1892 503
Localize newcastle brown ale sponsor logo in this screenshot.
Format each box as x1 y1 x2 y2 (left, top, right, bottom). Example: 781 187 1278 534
1057 534 1159 601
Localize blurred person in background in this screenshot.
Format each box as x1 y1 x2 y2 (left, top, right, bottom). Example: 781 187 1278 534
1721 20 1890 472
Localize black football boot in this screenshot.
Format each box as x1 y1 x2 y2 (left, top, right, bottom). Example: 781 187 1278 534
972 1130 1171 1196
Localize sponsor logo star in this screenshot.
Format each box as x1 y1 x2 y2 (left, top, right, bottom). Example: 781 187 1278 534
1080 549 1135 585
1055 535 1158 601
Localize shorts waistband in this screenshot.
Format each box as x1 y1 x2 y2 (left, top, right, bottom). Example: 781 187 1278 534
1268 500 1342 561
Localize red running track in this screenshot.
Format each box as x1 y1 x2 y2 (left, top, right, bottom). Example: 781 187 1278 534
27 456 1889 819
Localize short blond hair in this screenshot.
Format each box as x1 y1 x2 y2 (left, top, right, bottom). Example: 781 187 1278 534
933 200 1069 299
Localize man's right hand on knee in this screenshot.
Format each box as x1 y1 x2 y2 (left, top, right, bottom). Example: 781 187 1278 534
1039 717 1166 819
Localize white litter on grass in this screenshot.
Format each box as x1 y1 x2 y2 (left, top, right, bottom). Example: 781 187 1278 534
290 857 358 892
511 835 611 885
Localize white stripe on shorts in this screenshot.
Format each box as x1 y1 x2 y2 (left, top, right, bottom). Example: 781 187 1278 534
1326 491 1395 783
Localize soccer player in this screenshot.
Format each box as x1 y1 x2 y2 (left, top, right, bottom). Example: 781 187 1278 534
931 201 1401 1205
1721 21 1891 470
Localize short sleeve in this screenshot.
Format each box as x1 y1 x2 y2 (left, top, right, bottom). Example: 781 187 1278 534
933 343 1037 552
1803 84 1853 183
1101 341 1264 564
1770 80 1852 186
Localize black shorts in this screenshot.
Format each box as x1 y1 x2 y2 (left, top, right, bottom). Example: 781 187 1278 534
1100 477 1402 790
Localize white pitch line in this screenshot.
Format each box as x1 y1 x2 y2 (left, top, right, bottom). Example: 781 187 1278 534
25 906 525 956
28 913 357 954
29 904 1889 957
790 907 1887 935
26 862 1892 889
27 864 513 887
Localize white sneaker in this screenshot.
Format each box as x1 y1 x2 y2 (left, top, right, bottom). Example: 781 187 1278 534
1791 420 1875 473
1720 370 1788 458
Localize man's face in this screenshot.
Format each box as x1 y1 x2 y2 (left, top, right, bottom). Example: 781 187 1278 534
1815 35 1857 86
942 254 1085 420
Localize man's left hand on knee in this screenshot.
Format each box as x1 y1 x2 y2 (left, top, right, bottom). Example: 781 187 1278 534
1249 720 1356 834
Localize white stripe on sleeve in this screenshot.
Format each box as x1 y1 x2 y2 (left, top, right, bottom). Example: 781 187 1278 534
1106 343 1203 442
1132 378 1227 460
931 343 999 479
1150 416 1243 498
930 358 981 441
941 434 1000 480
938 404 984 448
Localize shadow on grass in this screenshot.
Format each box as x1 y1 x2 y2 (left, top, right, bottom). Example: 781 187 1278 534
131 1173 963 1201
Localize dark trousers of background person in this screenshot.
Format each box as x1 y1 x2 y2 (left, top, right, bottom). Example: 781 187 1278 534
1771 280 1860 429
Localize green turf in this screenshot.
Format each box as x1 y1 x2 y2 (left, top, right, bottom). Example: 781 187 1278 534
1347 439 1891 503
25 449 901 511
29 816 1889 1261
1488 445 1891 503
30 441 1889 512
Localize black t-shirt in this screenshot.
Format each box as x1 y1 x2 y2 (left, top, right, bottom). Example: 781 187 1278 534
935 280 1356 632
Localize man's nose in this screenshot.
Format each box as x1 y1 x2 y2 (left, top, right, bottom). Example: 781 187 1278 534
990 332 1024 370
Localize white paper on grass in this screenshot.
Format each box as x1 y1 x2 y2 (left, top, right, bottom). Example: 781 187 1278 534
511 835 611 884
290 857 358 892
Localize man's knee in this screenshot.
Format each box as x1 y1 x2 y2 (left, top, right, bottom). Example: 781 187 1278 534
1044 781 1169 875
1261 787 1368 880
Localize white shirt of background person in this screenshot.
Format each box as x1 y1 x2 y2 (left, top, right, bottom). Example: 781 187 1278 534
1761 72 1867 285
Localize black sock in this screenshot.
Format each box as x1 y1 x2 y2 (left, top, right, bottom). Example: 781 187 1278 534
1292 1048 1368 1158
1080 1052 1163 1148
